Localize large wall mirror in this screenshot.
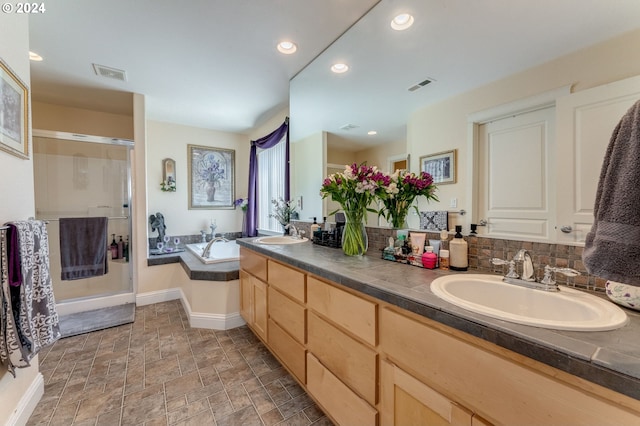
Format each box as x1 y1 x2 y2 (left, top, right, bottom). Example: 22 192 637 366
289 0 640 239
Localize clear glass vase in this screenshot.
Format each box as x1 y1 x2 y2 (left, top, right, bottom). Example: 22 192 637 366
341 210 368 256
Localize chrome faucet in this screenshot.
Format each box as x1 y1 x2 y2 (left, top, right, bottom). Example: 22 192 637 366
491 249 580 292
201 236 229 258
285 223 298 238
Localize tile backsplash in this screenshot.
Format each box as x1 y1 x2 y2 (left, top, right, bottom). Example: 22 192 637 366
290 221 605 292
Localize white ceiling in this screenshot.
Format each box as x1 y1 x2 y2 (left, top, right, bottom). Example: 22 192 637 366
27 0 380 132
291 0 640 149
27 0 640 146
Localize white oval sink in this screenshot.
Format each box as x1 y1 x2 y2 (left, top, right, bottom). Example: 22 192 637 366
430 274 628 331
255 236 309 245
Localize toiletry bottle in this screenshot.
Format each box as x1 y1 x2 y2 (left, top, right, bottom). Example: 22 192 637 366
124 236 130 262
117 235 124 259
110 234 118 259
449 225 468 271
439 249 450 270
310 217 321 236
422 246 438 269
440 229 449 251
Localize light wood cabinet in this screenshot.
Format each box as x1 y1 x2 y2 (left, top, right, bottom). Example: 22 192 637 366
268 259 305 303
241 247 640 426
307 353 378 426
307 311 377 406
268 318 306 383
240 272 267 342
379 306 640 425
380 359 473 426
307 276 377 346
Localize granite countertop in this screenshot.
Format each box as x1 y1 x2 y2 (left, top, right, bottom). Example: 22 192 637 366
147 248 239 281
236 237 640 401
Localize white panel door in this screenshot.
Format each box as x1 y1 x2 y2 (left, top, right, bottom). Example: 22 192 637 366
478 107 555 240
555 75 640 243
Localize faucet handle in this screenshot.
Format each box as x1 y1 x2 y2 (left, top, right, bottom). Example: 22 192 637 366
541 265 581 286
491 258 519 279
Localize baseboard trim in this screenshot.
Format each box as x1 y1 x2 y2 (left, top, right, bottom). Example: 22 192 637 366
8 371 44 426
137 288 245 330
136 288 182 306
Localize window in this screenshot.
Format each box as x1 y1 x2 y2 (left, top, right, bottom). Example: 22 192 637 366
257 137 286 233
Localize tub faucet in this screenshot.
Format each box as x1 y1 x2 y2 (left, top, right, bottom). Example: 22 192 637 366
201 236 229 258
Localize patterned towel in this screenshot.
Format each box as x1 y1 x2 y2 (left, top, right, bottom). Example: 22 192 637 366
7 220 60 361
0 227 29 375
420 211 449 231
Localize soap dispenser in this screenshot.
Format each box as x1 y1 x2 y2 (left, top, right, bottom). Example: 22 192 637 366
449 226 468 271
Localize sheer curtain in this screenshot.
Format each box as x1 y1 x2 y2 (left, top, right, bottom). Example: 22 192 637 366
246 118 289 237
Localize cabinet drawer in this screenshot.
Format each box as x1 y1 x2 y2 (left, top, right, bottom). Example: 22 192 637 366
240 248 267 281
307 353 377 426
379 307 640 425
307 276 376 346
268 260 305 303
268 319 306 384
307 311 377 406
268 286 306 344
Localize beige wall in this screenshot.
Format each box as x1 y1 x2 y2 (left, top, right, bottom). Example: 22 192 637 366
146 120 249 237
355 138 406 172
406 28 640 230
32 101 134 139
0 14 42 426
292 132 326 221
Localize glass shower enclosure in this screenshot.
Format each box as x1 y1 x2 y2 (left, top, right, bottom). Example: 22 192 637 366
33 130 134 316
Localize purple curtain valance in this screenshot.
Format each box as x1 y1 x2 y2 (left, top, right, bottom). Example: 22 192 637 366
246 118 289 237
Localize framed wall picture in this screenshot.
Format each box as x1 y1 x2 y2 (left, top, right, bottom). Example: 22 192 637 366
420 149 456 185
0 56 29 159
188 144 235 209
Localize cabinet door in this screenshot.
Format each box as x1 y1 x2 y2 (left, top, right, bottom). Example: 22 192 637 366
240 270 251 324
555 74 640 243
252 276 268 341
380 359 473 426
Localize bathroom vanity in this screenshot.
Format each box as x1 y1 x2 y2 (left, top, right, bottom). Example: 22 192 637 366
237 239 640 425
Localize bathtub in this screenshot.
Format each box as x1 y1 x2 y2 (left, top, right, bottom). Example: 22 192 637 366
186 241 240 264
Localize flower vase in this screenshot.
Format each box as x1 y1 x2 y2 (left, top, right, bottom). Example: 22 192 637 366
206 182 216 202
389 199 411 229
241 212 248 237
341 210 368 256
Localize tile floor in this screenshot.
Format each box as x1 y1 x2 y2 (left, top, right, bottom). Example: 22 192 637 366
27 300 334 426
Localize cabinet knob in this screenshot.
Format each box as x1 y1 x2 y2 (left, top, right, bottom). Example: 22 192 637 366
560 225 573 233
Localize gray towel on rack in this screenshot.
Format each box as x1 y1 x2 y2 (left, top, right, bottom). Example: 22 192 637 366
59 217 109 280
583 99 640 286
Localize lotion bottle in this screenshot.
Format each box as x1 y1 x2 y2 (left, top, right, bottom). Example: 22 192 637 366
449 225 468 271
421 246 438 269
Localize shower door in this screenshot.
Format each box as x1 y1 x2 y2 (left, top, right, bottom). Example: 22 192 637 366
33 130 134 314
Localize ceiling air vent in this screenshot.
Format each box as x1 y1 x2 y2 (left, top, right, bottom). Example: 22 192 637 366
408 77 434 92
92 63 127 81
339 123 359 131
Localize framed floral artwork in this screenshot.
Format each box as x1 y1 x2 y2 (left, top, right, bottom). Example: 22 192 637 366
188 144 235 209
0 56 29 159
420 149 456 185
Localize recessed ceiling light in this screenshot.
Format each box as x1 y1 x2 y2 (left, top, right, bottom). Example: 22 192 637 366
29 51 43 61
368 130 377 136
331 63 349 74
277 41 297 54
391 13 414 31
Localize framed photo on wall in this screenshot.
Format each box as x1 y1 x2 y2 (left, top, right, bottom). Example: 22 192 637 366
0 56 29 159
188 144 235 209
420 149 456 185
